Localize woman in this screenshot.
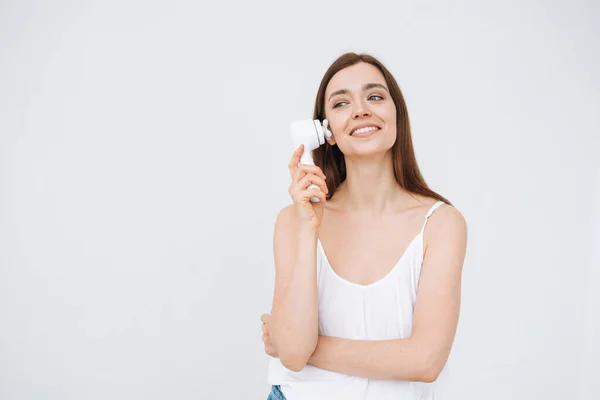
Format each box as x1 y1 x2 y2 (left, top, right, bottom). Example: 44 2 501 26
261 52 468 400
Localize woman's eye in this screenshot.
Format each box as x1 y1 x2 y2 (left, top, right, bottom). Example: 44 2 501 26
333 95 384 109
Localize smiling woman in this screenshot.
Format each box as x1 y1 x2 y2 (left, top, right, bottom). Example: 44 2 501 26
262 52 467 400
311 54 450 200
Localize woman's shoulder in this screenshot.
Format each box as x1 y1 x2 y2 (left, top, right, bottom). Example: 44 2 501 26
419 196 467 245
412 194 458 216
409 194 466 238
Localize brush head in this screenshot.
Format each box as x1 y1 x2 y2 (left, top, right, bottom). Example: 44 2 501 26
321 119 333 140
290 120 321 150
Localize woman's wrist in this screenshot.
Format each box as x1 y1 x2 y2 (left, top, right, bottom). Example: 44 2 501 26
297 224 319 240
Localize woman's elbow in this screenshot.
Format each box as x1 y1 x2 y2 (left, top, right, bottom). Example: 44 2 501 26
279 351 311 372
419 366 442 383
271 329 318 372
276 338 317 372
417 353 448 383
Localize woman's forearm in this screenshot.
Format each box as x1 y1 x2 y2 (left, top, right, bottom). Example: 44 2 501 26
271 227 319 371
307 336 437 382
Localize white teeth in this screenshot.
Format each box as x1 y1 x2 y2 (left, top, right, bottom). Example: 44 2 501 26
352 126 379 135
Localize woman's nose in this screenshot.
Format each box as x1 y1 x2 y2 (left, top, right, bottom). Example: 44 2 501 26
353 101 371 118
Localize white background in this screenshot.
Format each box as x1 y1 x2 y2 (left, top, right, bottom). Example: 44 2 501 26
1 0 598 399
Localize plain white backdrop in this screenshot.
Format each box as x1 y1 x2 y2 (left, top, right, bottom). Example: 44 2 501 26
1 0 598 399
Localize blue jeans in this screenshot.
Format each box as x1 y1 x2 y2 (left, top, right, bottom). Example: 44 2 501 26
267 385 286 400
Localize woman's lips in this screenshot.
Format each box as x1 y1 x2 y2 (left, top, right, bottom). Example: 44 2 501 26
351 127 380 138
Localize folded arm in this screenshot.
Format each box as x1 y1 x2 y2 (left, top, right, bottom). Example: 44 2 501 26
307 206 467 382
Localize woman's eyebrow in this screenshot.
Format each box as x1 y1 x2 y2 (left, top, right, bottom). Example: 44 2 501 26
328 83 389 101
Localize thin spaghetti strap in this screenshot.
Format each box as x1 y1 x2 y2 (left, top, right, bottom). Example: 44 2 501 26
420 200 445 234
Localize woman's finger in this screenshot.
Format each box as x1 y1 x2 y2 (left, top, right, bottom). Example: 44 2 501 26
294 164 326 181
301 187 327 203
288 145 304 177
297 174 328 194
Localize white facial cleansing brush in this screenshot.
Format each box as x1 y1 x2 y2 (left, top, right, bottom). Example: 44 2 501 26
289 119 333 202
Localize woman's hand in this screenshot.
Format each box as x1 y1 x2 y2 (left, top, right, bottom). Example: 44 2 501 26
288 144 328 232
261 313 278 358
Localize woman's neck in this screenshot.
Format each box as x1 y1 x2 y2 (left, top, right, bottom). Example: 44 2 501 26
333 152 410 218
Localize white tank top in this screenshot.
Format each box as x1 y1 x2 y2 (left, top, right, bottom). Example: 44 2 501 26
268 200 449 400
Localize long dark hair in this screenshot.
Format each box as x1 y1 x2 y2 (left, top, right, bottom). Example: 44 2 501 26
312 52 451 206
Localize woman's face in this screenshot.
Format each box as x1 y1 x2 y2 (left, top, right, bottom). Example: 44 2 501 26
324 62 397 157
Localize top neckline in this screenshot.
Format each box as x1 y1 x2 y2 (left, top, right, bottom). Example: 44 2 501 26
315 200 444 289
317 230 422 289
